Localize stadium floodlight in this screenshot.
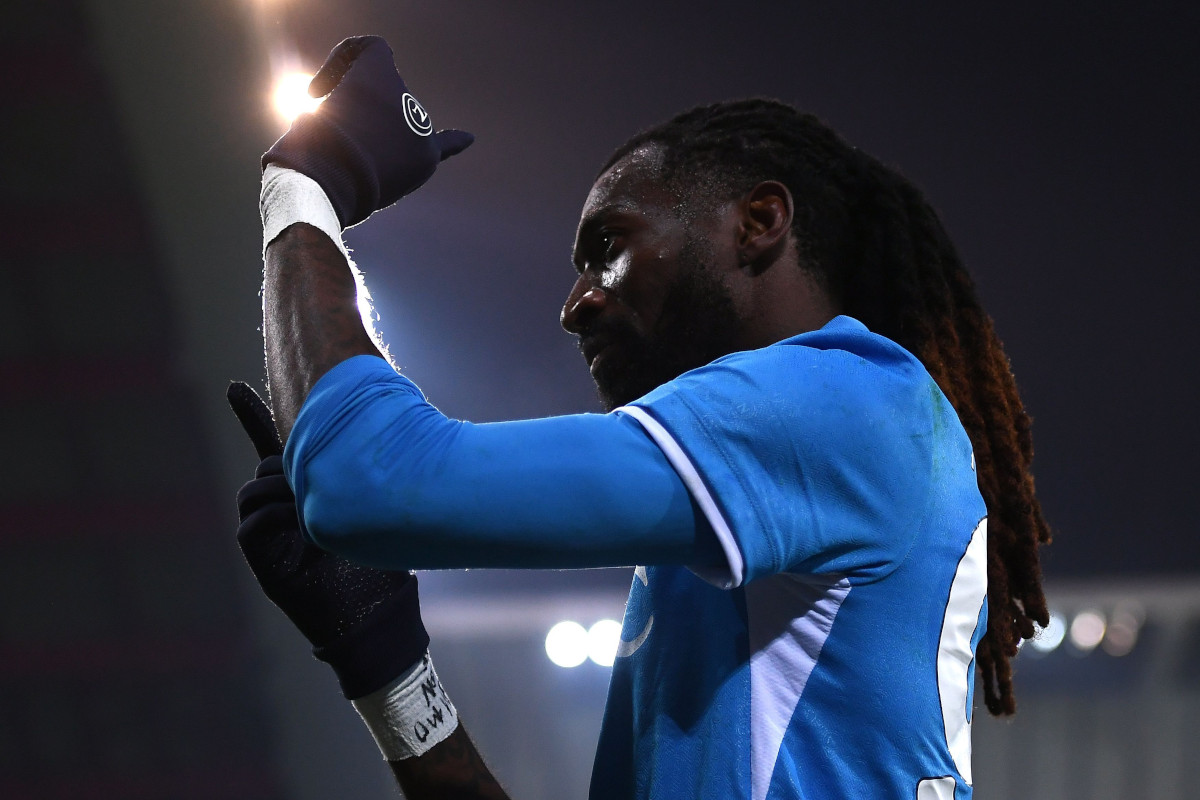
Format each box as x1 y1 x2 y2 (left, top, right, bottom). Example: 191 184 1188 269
1028 611 1066 653
272 71 322 125
588 619 623 667
545 621 589 668
1068 609 1106 652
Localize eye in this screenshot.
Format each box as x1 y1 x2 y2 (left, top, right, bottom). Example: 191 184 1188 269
598 230 621 260
573 218 627 273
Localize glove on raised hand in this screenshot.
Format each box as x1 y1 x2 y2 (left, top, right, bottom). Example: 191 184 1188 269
228 381 429 699
263 35 473 229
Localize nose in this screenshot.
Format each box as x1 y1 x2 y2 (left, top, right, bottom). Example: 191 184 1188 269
560 276 608 334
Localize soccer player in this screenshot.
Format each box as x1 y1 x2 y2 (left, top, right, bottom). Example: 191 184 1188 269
232 36 1050 799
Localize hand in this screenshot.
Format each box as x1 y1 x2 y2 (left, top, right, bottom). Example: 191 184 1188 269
228 381 430 699
262 36 474 229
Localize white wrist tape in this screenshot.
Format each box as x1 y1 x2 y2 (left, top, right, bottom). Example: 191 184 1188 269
260 164 350 260
351 651 459 761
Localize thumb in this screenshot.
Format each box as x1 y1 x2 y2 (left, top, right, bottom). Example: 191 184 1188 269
308 35 381 98
434 129 475 162
227 381 284 459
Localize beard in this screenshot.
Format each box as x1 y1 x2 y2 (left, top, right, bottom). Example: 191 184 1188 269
583 239 744 411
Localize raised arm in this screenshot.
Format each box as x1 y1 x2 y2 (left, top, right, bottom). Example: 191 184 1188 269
246 35 511 797
263 221 378 440
258 35 471 438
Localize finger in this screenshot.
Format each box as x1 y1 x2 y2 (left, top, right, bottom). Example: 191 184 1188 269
237 502 308 578
434 129 475 161
308 35 380 98
254 454 286 480
227 381 283 459
236 469 293 518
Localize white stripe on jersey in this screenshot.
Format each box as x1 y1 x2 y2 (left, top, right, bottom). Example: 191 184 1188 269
618 405 745 588
745 573 852 800
935 517 988 786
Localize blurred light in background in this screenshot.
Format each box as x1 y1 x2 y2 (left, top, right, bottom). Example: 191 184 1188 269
272 71 321 124
1102 606 1143 657
587 619 622 667
546 621 589 668
1022 604 1147 659
546 619 622 668
1029 611 1067 653
1068 609 1106 652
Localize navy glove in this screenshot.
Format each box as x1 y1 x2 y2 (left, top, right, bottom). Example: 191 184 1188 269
263 35 474 228
228 381 429 699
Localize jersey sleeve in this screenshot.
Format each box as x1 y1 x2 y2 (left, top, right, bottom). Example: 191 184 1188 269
281 355 723 572
622 319 940 588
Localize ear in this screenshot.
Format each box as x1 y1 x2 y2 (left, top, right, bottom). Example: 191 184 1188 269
736 181 793 272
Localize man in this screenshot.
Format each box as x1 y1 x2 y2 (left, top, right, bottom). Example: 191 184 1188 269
232 36 1050 799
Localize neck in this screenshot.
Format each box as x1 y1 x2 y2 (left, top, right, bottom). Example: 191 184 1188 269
733 263 840 351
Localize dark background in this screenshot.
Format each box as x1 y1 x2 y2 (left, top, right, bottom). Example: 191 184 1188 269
2 1 1197 797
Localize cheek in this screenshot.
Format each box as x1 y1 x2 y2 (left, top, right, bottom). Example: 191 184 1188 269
599 255 631 292
601 252 681 327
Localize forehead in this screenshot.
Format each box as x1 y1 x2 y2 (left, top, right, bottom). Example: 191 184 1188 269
579 145 676 222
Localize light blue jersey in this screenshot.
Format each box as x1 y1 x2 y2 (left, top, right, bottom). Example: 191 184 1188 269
593 317 988 799
283 316 987 799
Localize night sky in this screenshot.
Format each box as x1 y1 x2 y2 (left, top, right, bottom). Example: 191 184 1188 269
258 2 1200 579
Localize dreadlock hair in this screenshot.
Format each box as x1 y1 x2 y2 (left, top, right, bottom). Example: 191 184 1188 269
603 98 1051 716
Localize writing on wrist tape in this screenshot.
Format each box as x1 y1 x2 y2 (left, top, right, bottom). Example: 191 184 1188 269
260 165 349 260
351 651 459 761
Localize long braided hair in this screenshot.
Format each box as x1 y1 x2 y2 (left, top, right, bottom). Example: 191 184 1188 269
605 98 1050 716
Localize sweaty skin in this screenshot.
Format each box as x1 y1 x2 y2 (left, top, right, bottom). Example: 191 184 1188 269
562 146 836 410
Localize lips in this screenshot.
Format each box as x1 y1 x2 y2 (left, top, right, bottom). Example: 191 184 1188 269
581 336 617 373
580 322 639 376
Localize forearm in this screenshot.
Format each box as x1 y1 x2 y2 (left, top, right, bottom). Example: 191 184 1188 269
389 726 512 800
263 222 382 440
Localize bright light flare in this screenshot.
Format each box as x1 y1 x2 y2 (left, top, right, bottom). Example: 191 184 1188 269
587 619 622 667
272 71 322 124
546 621 589 668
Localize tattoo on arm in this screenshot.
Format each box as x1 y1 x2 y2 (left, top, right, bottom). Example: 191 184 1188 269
263 223 382 441
389 725 513 800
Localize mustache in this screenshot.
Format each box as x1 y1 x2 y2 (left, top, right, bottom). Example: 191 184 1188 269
576 318 642 362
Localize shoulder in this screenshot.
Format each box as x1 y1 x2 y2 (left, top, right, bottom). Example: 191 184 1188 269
736 314 928 391
623 317 955 583
635 315 935 430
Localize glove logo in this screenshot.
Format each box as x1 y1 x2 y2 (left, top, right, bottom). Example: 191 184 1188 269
402 93 433 137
